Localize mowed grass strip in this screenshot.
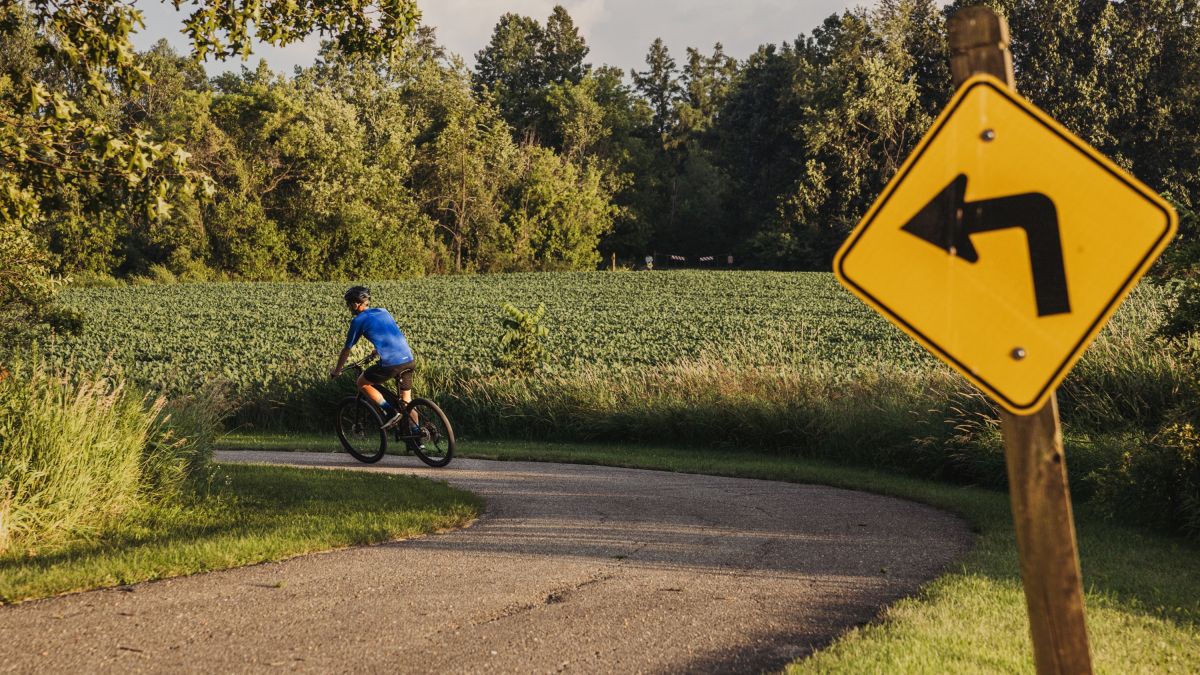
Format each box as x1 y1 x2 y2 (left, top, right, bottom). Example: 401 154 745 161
217 434 1200 673
0 464 483 604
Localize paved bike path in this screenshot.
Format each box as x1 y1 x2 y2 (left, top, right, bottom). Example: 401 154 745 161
0 451 972 674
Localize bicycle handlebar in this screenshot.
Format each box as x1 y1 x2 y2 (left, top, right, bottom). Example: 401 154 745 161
345 355 378 374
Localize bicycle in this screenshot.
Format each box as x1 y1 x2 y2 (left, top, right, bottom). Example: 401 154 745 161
334 359 455 467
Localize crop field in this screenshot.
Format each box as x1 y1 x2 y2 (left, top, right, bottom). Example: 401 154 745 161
50 272 927 391
50 270 1165 403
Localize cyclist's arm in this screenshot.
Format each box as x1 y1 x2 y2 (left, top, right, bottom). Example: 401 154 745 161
330 348 352 378
333 315 368 378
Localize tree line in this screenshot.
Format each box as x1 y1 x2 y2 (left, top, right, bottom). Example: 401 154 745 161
2 0 1199 333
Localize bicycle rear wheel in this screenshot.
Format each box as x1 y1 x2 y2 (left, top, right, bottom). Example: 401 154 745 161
405 398 455 467
335 396 387 463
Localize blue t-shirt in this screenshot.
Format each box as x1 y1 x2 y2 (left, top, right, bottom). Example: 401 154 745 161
344 308 414 367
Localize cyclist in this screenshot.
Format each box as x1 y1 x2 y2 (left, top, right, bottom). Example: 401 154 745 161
329 286 417 433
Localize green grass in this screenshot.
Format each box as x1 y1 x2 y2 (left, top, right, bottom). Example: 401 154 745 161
0 463 482 604
216 433 1200 673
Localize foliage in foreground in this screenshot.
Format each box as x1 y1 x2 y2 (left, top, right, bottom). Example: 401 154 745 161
0 353 480 604
497 302 550 374
1158 206 1200 337
0 357 222 556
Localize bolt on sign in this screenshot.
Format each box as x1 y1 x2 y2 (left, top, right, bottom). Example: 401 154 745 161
833 74 1178 415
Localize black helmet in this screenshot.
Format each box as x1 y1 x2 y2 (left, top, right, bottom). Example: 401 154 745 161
343 285 370 304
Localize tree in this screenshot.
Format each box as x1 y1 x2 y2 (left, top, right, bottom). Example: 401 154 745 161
631 38 682 140
877 0 950 116
776 5 939 267
3 0 421 220
545 76 608 161
414 65 518 273
678 44 738 137
710 43 802 258
0 0 420 346
643 43 740 255
474 13 545 136
303 40 444 278
945 1 1200 332
120 41 215 277
583 66 656 258
0 4 200 273
541 6 590 85
197 43 440 281
1092 1 1200 204
474 6 591 145
507 145 620 271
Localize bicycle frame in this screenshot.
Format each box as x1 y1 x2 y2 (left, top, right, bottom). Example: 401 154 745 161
348 362 418 442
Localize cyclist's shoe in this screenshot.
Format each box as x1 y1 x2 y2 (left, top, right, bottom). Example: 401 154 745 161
405 424 425 452
380 409 403 430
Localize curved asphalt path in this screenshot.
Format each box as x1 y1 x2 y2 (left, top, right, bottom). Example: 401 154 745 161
0 451 972 674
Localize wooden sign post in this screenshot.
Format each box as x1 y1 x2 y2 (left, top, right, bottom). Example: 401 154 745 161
949 8 1092 674
839 4 1174 669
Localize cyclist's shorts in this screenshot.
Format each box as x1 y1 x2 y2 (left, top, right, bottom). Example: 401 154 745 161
364 361 415 390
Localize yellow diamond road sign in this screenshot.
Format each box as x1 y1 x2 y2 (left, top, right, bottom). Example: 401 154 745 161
833 74 1178 415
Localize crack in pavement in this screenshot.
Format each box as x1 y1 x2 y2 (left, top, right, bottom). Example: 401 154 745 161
473 572 617 625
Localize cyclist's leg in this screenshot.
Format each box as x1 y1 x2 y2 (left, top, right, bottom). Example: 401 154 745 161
396 365 418 430
359 365 394 416
356 373 385 405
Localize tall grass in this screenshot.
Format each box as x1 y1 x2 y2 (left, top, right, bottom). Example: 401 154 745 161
0 356 223 555
419 330 1199 537
424 360 995 473
222 337 1200 538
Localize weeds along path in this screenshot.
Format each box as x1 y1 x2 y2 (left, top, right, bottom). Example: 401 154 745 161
1 451 972 674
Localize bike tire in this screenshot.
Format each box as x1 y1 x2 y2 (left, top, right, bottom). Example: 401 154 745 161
335 396 387 463
405 398 455 467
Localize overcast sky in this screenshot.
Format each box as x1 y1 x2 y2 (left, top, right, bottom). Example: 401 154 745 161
131 0 865 77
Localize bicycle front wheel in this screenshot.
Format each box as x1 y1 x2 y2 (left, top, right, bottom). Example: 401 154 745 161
335 396 387 463
406 398 455 467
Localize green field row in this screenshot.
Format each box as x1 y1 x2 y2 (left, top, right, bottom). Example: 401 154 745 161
51 270 1170 403
50 272 927 390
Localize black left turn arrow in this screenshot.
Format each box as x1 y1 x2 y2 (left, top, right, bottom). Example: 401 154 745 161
901 174 1071 317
